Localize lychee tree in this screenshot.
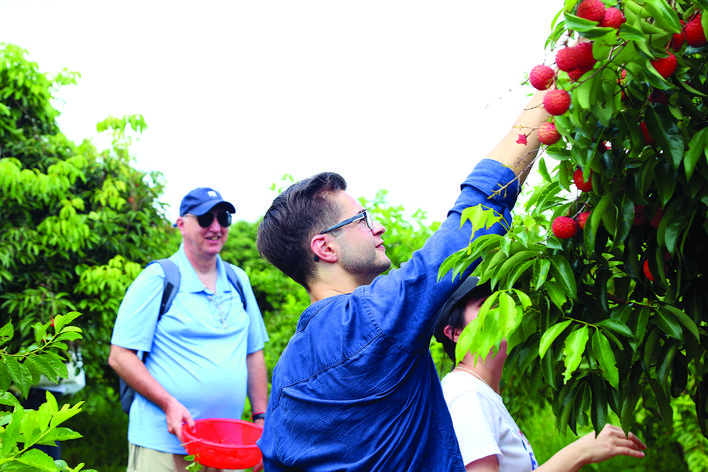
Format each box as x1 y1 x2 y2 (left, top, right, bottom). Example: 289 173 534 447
441 0 708 446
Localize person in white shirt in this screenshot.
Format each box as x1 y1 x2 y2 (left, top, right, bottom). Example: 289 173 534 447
434 276 647 472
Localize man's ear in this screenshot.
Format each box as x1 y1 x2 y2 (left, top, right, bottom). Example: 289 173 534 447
311 234 338 263
176 217 187 234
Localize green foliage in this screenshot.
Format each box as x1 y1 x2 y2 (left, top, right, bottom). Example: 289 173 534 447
0 315 96 472
0 42 174 470
440 0 708 463
0 43 173 393
60 386 128 472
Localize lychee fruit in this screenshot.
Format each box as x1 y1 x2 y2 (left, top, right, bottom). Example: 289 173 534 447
552 216 578 239
529 65 556 90
649 89 668 104
671 26 686 50
567 69 586 82
643 258 669 282
600 7 626 29
685 14 707 47
640 121 655 145
555 43 596 74
577 212 590 230
633 204 647 226
650 207 663 229
574 42 597 71
556 47 581 72
577 0 606 23
573 168 593 192
643 259 655 281
651 52 677 78
538 122 561 145
543 89 571 116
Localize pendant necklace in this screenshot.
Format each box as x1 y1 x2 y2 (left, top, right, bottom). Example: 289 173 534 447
455 365 498 394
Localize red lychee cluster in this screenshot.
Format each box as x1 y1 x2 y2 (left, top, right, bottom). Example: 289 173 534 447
577 0 626 28
685 14 707 47
555 42 597 79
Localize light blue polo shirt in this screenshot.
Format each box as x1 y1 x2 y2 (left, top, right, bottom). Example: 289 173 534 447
111 245 268 454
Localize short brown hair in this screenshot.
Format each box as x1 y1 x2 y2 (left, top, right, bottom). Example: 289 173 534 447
256 172 347 290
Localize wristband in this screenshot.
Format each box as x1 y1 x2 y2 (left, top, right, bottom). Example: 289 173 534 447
252 412 266 421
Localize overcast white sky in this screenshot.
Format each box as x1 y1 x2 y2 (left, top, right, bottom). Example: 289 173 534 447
2 0 561 223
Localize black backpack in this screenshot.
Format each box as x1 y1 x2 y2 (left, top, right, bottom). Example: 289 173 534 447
119 258 247 414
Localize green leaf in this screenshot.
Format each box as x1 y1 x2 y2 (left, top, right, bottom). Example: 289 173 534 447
540 320 572 359
595 319 634 339
656 340 679 390
643 326 661 371
660 305 699 341
683 128 708 180
461 204 504 233
505 259 535 291
591 374 608 432
654 161 678 209
613 197 635 250
645 106 685 171
585 192 613 253
497 292 523 338
648 378 674 428
592 330 620 389
550 254 577 299
511 288 532 309
493 250 537 288
546 280 569 311
563 326 590 383
658 196 692 255
532 258 551 292
620 389 640 432
0 321 13 347
654 307 683 340
644 0 682 33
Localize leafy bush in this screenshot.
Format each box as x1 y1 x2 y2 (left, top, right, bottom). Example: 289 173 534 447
0 314 96 471
440 0 708 464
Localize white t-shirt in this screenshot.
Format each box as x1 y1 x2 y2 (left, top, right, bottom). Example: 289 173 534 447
441 370 539 471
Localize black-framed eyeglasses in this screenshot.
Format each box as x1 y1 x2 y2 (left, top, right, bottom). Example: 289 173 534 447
320 209 374 235
188 211 232 228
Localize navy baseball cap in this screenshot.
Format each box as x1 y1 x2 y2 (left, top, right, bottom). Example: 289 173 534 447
179 187 236 216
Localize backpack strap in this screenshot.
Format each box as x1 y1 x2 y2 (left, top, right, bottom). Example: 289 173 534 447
223 263 247 310
153 259 181 317
152 258 247 314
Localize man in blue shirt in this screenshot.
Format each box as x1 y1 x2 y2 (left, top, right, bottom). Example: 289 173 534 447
109 187 269 472
255 91 550 471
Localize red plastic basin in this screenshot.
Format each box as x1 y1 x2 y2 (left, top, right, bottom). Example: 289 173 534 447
182 418 263 469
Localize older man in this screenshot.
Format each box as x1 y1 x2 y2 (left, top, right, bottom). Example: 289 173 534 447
110 187 269 472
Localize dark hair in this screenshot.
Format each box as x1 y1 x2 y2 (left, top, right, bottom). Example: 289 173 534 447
434 283 492 363
256 172 347 290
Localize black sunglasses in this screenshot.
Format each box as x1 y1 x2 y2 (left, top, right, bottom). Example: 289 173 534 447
190 211 232 228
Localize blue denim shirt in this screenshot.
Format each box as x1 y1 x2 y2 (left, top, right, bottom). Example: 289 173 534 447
259 159 519 471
